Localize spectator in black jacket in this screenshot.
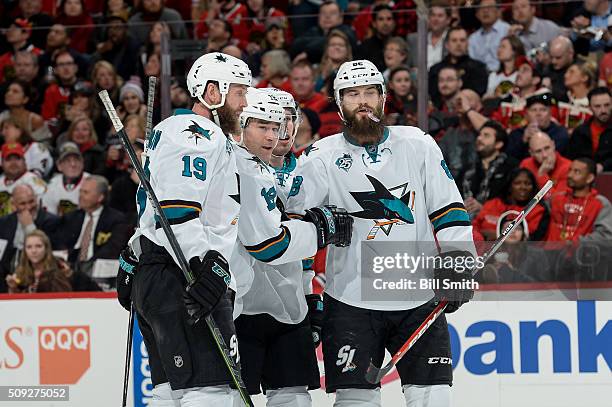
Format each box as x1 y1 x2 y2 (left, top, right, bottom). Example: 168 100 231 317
356 4 396 72
429 26 489 108
565 87 612 167
59 175 129 273
0 184 60 292
506 92 570 160
92 15 140 81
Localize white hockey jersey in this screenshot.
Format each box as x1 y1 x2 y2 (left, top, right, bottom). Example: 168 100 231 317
0 171 47 216
231 145 318 321
286 126 476 311
237 151 315 324
42 172 90 215
129 109 240 289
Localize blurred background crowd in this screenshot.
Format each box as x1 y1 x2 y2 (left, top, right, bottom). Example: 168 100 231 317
0 0 611 294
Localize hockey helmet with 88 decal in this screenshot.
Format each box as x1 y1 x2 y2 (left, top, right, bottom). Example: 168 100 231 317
333 59 386 121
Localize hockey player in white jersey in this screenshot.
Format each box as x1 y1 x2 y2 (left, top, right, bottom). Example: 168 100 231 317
230 88 353 406
115 52 250 407
285 60 476 407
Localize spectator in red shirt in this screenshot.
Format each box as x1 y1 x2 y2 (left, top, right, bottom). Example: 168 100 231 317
195 0 249 48
0 19 42 84
290 61 328 113
520 131 571 193
473 167 549 241
55 0 94 54
41 50 80 123
255 50 292 93
545 158 612 242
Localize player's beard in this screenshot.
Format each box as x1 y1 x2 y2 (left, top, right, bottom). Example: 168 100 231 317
216 104 240 136
343 104 386 145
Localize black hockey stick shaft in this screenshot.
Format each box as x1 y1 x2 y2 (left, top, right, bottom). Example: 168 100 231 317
365 180 553 384
121 76 157 407
121 304 135 407
99 91 253 407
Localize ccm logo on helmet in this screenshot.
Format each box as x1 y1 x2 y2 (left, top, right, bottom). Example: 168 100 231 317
428 357 452 365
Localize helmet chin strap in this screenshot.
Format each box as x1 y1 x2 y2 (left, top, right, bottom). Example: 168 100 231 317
198 93 227 129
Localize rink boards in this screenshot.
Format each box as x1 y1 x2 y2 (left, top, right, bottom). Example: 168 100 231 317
0 289 610 407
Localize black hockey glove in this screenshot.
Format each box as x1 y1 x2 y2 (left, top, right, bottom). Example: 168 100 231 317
303 205 353 249
185 250 230 320
116 246 138 312
306 294 324 347
433 250 475 313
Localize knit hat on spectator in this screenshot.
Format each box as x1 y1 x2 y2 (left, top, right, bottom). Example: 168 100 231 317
1 143 25 159
266 17 286 31
120 79 144 103
58 142 83 162
526 90 556 108
73 81 95 97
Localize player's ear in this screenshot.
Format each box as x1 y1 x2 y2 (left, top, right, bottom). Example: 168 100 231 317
204 82 222 105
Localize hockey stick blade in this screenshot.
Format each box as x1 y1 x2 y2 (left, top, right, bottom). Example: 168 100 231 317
365 180 553 384
98 90 254 407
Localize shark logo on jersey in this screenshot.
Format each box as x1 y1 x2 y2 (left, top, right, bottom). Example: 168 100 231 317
335 153 353 172
362 144 391 165
183 120 212 144
215 54 228 63
349 175 415 239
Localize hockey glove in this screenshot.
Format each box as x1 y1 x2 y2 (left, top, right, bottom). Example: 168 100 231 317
306 294 324 347
116 246 138 312
303 205 353 249
185 250 231 320
433 250 475 313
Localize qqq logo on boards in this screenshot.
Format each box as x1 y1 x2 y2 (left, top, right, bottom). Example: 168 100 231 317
38 326 90 384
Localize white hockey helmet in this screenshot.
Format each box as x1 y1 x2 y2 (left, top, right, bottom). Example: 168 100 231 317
262 87 301 140
240 88 287 134
186 52 252 110
333 59 386 119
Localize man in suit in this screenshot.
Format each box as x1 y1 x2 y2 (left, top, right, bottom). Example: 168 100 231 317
407 0 451 69
60 175 129 273
0 184 60 292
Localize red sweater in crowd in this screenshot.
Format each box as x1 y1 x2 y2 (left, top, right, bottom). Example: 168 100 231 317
41 83 71 121
520 152 571 193
473 197 547 239
297 92 328 113
195 3 250 48
545 188 604 241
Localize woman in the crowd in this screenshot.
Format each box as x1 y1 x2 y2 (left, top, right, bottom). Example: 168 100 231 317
5 230 72 293
255 49 292 92
486 35 526 98
92 60 124 106
60 117 106 175
563 60 598 107
116 80 146 122
55 0 94 54
0 80 51 142
473 168 550 241
0 118 53 178
382 37 409 80
384 66 417 126
315 30 353 94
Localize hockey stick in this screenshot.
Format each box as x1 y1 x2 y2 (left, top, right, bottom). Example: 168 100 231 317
365 180 554 384
99 91 253 407
120 76 157 407
121 304 135 407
